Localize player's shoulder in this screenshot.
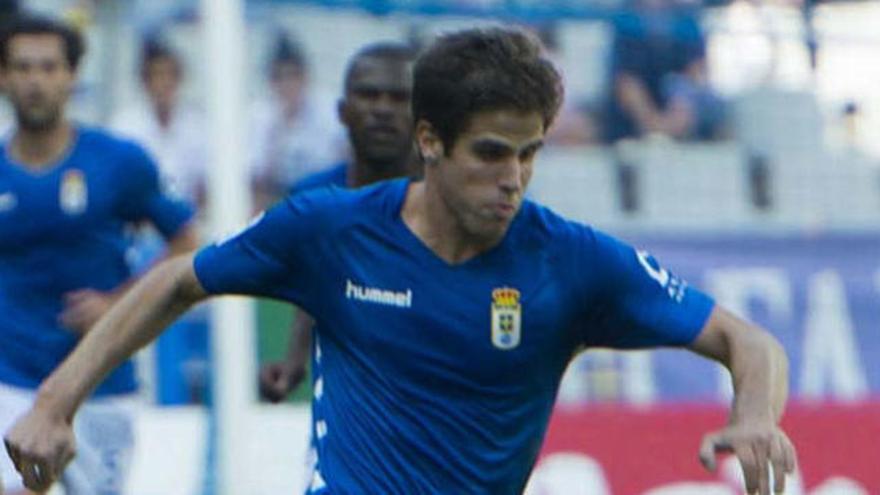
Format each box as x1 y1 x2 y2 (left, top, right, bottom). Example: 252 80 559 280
75 126 160 191
289 163 348 195
76 125 152 162
279 177 405 230
516 199 601 246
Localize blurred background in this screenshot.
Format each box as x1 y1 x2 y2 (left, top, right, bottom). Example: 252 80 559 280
7 0 880 493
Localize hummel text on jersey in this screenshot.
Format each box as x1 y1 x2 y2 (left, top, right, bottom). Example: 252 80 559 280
345 279 413 308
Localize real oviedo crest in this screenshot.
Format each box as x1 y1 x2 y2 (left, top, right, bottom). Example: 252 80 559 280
491 287 521 350
60 169 88 215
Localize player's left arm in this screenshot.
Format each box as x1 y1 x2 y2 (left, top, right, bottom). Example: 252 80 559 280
688 305 797 495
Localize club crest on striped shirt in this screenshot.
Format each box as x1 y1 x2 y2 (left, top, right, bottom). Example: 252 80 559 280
491 287 521 350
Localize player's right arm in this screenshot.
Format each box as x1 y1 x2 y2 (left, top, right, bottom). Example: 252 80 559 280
579 229 796 495
4 253 206 491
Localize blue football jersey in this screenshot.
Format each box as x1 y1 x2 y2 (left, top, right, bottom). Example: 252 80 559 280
194 179 714 493
0 126 194 396
290 162 348 195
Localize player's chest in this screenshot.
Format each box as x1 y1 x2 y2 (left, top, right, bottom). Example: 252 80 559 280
322 239 581 385
0 164 118 245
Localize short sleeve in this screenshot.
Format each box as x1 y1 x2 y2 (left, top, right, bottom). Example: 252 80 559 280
193 194 324 309
117 144 194 238
579 229 714 349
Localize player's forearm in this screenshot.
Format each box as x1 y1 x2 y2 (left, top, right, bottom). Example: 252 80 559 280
728 327 789 424
690 308 789 424
35 254 206 420
107 223 200 301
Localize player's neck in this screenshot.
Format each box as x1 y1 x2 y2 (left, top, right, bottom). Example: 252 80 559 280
401 180 502 265
10 120 75 170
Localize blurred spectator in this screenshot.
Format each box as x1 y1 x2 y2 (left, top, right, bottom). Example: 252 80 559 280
249 32 347 209
111 36 207 205
534 23 599 146
111 36 210 405
603 0 725 142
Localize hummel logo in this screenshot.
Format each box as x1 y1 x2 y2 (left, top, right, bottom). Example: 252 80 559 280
345 279 412 308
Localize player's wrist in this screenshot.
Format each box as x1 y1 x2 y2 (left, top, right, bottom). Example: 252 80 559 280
34 382 78 423
728 408 777 428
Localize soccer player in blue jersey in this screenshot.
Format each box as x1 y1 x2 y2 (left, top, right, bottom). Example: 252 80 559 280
259 41 420 403
6 27 795 495
0 16 198 495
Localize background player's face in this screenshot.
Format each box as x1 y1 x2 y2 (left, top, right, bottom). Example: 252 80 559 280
423 109 544 241
2 34 74 132
339 56 413 166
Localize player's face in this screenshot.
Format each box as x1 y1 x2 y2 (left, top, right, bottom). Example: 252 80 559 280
423 109 544 241
2 34 74 132
340 57 413 166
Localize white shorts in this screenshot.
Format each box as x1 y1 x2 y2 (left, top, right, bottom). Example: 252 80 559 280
0 382 137 495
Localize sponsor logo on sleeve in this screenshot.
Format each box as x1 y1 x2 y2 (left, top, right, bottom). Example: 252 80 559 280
636 249 686 302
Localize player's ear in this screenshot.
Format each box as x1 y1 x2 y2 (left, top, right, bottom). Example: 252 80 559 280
415 119 443 166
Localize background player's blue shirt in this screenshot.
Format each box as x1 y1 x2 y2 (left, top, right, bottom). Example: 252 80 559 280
0 126 193 396
290 162 347 195
195 179 714 493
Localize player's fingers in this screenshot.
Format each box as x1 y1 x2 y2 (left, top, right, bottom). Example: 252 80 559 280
754 443 770 495
62 441 77 471
770 435 788 494
736 443 760 495
3 438 21 470
699 432 726 471
18 459 52 492
35 461 55 491
781 434 797 474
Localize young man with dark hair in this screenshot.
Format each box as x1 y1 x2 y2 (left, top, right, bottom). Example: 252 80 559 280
5 27 794 495
259 41 419 403
0 15 198 495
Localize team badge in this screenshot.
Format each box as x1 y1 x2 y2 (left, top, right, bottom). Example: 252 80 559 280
59 169 88 215
491 287 521 350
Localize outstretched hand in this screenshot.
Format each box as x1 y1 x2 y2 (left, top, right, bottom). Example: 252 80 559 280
3 406 76 492
699 423 797 495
